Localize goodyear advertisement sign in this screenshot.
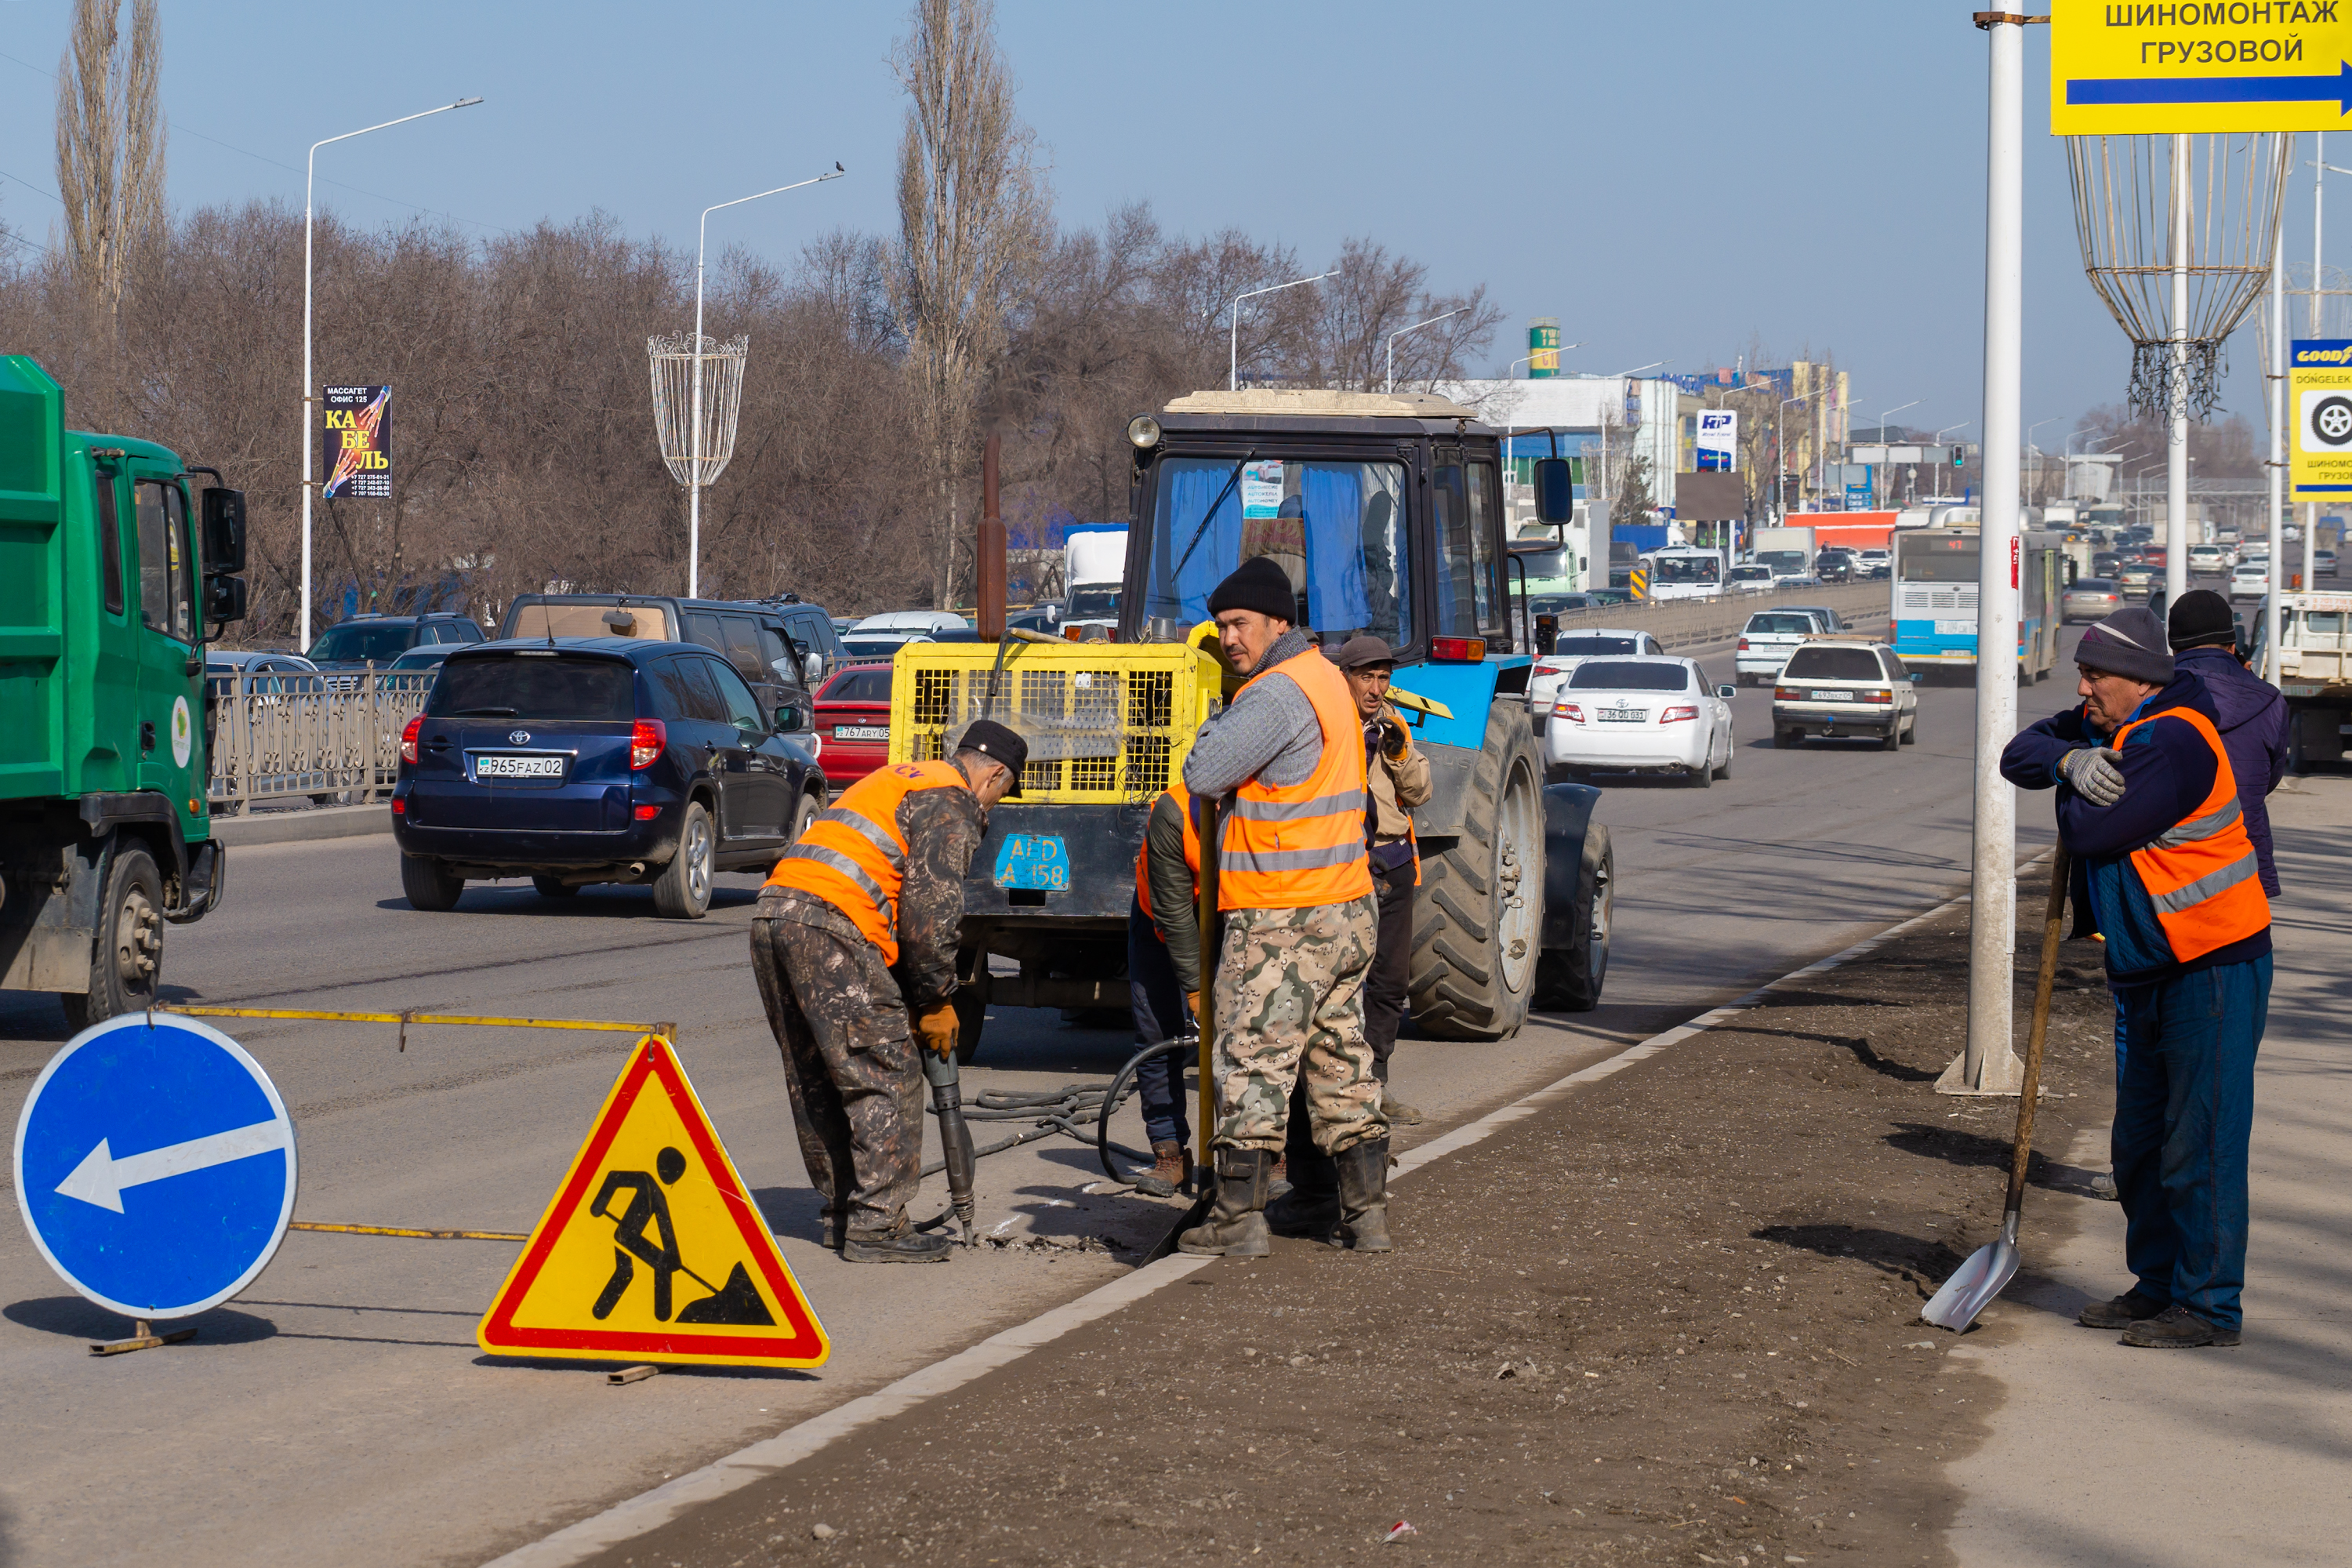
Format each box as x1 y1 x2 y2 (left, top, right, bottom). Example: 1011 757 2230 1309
2052 2 2352 135
320 384 392 499
2292 340 2352 495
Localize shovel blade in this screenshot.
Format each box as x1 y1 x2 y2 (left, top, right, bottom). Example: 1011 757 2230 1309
1921 1236 2018 1331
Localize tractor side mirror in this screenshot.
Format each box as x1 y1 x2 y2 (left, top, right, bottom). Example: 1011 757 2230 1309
201 488 247 574
1534 458 1573 524
205 573 248 625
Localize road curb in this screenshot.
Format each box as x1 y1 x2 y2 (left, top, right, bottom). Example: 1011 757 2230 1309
210 805 394 848
482 869 2018 1568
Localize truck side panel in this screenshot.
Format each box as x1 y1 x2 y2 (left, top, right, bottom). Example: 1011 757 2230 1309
0 357 65 797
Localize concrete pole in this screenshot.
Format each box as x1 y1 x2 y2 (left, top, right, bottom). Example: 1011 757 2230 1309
1942 13 2027 1097
2269 139 2290 680
2168 134 2193 608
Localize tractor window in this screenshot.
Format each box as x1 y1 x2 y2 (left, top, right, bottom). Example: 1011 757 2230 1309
134 478 194 644
1144 456 1410 647
1432 462 1501 639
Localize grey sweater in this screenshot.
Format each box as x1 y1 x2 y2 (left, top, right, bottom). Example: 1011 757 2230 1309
1181 629 1324 797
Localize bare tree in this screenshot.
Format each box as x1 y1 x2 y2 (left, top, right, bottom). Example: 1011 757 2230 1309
55 0 164 318
889 0 1049 608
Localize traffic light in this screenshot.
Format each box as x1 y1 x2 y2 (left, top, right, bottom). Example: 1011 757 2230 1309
1951 444 1965 467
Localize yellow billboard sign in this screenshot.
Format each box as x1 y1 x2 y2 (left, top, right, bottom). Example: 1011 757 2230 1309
2051 1 2352 135
2292 339 2352 497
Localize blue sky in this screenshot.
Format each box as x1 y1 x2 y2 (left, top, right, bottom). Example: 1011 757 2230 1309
0 2 2317 448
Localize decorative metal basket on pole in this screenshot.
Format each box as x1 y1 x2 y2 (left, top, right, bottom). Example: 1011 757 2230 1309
647 331 750 601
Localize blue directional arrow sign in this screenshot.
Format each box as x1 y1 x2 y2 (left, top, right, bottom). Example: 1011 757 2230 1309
13 1014 296 1319
2067 62 2352 114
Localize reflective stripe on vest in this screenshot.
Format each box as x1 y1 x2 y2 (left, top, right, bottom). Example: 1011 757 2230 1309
1218 648 1374 912
763 760 966 966
2110 705 2270 964
1134 780 1201 944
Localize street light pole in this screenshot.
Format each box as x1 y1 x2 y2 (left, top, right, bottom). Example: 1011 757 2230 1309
1229 272 1334 391
1871 399 1920 506
688 165 845 599
1384 308 1466 394
2268 140 2290 681
301 95 482 651
1777 387 1831 525
1504 342 1584 376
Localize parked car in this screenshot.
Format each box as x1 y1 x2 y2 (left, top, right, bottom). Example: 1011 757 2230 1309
391 637 827 918
1735 609 1834 686
306 613 485 686
1526 630 1668 727
499 594 817 744
2061 578 2125 622
1726 564 1777 593
1772 641 1918 750
811 664 893 790
1543 656 1737 786
1857 548 1891 579
2230 561 2272 601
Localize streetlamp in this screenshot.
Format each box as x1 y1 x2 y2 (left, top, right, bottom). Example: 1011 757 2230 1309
1229 271 1335 390
2024 416 2063 510
1777 387 1832 524
1384 309 1467 394
301 95 482 650
685 165 846 599
1504 342 1584 376
1871 399 1920 507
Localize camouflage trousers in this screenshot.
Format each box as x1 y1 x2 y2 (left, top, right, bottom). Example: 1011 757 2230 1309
749 892 922 1240
1210 894 1384 1157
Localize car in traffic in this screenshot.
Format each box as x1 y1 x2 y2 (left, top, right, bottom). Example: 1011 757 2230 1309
811 663 892 789
2092 551 2122 577
2060 577 2125 622
2316 548 2339 575
2188 543 2230 575
746 593 846 681
1772 640 1918 750
1779 604 1849 634
1735 609 1835 686
390 637 827 918
1527 629 1668 725
306 613 485 686
2115 559 2158 593
1726 564 1776 593
499 593 819 742
386 645 456 673
1813 549 1857 584
2230 561 2271 600
1543 656 1737 786
1857 548 1891 579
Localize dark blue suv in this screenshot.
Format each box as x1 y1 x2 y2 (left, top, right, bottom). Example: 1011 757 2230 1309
390 638 826 917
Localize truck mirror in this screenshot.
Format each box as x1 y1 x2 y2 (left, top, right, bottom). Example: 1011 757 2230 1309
1534 458 1573 524
201 488 247 574
205 574 248 625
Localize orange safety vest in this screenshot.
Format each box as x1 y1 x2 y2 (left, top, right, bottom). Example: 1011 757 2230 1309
1134 780 1202 942
764 760 968 967
2110 705 2270 964
1218 647 1374 912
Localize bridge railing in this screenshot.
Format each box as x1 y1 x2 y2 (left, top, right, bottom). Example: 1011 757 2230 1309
205 669 435 814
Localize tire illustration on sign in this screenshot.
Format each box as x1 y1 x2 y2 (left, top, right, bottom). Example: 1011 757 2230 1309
2310 393 2352 447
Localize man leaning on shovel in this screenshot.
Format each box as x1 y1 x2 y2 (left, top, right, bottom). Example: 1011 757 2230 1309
2000 606 2272 1348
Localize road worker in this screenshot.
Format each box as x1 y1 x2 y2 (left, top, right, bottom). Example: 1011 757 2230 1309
749 719 1027 1263
1128 776 1201 1192
1176 555 1388 1258
2001 607 2272 1347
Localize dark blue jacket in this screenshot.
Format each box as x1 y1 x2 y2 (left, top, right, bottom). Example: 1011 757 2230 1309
2001 669 2271 985
2172 645 2288 896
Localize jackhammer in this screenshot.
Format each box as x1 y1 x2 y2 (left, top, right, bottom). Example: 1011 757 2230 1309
924 1050 979 1245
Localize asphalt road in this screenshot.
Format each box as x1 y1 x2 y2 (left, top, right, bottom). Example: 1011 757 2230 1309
0 624 2089 1568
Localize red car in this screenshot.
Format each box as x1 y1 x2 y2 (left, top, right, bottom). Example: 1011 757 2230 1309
814 665 893 789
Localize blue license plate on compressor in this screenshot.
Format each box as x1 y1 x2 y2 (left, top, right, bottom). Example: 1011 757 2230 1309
993 833 1071 891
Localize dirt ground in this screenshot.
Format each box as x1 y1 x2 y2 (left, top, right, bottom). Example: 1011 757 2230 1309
586 868 2121 1567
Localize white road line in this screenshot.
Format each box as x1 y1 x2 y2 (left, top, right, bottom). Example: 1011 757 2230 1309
485 866 2024 1568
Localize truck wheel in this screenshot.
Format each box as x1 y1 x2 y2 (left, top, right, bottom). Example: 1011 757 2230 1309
60 843 165 1031
401 854 465 912
1409 699 1541 1040
651 802 714 919
953 953 989 1066
1534 826 1611 1012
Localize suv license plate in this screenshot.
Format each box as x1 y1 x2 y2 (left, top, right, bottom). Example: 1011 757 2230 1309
833 724 889 742
1598 708 1643 723
476 754 564 780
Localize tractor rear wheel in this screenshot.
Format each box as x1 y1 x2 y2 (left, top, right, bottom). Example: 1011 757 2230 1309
1408 699 1541 1040
1534 826 1612 1012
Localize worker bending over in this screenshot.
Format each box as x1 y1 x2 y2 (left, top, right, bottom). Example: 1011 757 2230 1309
1177 555 1388 1258
2001 608 2271 1348
750 720 1026 1263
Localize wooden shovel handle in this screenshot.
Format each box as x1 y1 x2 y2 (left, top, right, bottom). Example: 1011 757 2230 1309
1194 793 1222 1174
2005 844 2071 1218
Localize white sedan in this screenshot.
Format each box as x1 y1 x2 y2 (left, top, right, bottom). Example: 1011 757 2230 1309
1527 629 1667 728
1543 655 1737 787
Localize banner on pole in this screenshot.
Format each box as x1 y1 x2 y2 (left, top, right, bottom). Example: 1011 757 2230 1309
321 385 392 500
2291 339 2352 495
1695 410 1737 472
2051 1 2352 136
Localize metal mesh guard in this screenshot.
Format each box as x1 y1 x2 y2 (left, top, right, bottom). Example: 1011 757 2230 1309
896 646 1212 803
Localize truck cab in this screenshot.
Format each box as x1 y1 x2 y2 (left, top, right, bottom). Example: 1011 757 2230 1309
0 356 245 1025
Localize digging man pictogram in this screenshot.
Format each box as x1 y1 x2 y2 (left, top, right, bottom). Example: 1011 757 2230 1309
587 1145 775 1326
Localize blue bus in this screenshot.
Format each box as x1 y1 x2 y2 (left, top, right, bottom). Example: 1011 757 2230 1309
1890 527 2063 680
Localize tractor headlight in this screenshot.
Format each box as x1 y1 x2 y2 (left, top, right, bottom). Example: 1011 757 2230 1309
1126 414 1162 449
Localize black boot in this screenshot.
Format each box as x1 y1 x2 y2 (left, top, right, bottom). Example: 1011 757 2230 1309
2077 1290 2167 1329
1178 1149 1272 1258
1336 1138 1392 1253
1266 1101 1340 1240
841 1225 953 1264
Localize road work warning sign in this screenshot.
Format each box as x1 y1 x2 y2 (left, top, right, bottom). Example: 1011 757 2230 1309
477 1035 828 1368
2051 1 2352 136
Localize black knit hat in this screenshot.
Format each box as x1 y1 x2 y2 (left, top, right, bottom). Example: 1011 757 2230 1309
2077 606 2175 685
955 718 1028 795
2168 588 2238 650
1206 555 1296 622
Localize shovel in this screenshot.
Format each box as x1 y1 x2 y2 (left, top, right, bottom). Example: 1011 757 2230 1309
1921 844 2072 1333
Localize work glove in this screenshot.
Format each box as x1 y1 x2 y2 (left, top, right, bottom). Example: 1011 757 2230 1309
1377 718 1410 761
1185 990 1201 1022
913 1002 959 1062
2058 746 2127 808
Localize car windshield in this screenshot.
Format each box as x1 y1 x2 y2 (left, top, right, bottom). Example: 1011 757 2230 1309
1746 614 1815 635
1144 456 1411 644
426 655 635 720
1757 550 1805 571
1784 648 1884 681
307 622 415 662
822 666 893 704
1568 660 1690 691
1530 595 1588 613
1730 566 1772 580
1067 588 1120 619
841 637 914 658
1549 635 1639 657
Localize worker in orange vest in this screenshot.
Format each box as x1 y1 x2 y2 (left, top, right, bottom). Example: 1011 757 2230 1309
750 719 1027 1263
1176 556 1386 1258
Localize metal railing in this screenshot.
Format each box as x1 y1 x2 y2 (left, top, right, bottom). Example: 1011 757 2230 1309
205 669 435 814
1527 580 1891 655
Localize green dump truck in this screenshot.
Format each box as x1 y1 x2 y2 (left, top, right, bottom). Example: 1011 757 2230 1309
1 355 246 1025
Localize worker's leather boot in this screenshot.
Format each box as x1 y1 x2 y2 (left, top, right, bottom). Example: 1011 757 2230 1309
841 1225 953 1264
1265 1142 1341 1242
1135 1139 1189 1197
1336 1138 1393 1254
1178 1149 1272 1258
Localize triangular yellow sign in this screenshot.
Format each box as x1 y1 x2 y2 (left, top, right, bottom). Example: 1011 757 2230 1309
477 1035 828 1368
